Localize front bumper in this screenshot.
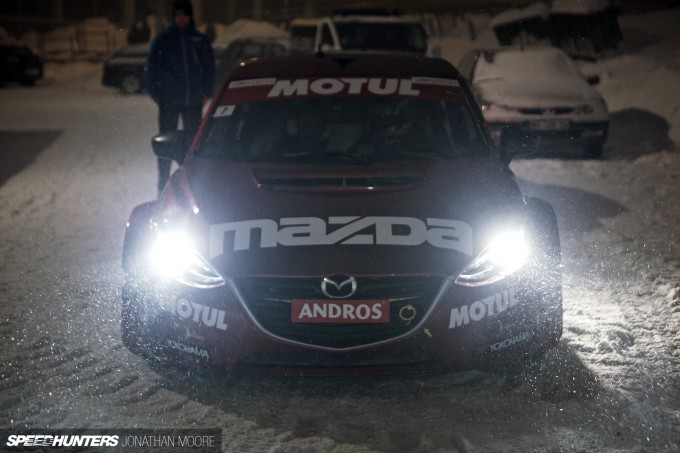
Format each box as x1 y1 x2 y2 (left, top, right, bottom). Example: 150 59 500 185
488 120 609 154
126 272 562 375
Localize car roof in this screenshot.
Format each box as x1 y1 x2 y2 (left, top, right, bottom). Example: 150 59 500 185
228 36 287 44
470 45 568 57
227 52 460 80
290 15 422 25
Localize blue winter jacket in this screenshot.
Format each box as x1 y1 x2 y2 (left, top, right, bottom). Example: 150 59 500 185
145 20 215 106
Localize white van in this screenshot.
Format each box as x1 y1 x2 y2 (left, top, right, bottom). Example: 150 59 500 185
289 11 436 56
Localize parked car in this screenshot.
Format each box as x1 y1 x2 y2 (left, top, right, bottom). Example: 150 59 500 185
103 38 288 95
289 9 431 55
0 43 43 86
121 52 563 375
101 42 149 94
458 46 609 161
214 37 288 89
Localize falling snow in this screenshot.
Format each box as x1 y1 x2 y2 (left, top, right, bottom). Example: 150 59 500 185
0 6 679 453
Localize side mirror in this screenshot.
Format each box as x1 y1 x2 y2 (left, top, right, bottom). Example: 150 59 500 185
151 131 189 165
586 75 600 85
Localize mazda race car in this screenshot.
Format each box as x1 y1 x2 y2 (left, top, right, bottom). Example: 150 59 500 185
122 52 563 375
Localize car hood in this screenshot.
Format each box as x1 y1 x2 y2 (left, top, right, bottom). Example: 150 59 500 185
475 76 602 109
168 157 525 278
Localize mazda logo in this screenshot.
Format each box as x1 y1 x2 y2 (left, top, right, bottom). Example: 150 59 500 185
321 274 357 299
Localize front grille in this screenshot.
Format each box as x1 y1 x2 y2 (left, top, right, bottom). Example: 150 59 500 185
257 176 423 188
518 107 574 115
235 276 445 349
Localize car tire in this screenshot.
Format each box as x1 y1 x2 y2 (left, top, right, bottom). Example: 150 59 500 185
121 283 147 355
583 144 603 159
20 78 37 86
120 75 142 95
121 212 154 356
524 197 564 340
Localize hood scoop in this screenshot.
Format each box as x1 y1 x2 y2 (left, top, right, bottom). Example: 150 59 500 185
252 167 427 192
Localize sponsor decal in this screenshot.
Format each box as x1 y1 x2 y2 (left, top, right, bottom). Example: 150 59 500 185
6 435 119 447
169 297 228 331
220 77 464 104
292 300 389 323
213 105 235 117
449 289 517 329
487 330 533 352
166 338 209 359
229 78 276 88
399 304 417 322
267 77 421 98
412 77 460 87
209 216 473 258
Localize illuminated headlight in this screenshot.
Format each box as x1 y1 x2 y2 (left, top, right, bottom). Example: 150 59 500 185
455 230 529 287
148 230 225 288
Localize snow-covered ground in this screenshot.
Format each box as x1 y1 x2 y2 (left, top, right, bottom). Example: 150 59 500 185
0 7 679 453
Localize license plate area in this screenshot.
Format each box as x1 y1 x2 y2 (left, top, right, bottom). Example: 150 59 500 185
292 300 390 324
529 119 570 130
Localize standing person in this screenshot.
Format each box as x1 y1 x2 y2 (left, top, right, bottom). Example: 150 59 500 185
145 0 215 195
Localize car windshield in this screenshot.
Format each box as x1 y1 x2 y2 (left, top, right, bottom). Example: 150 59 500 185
335 22 427 53
197 77 489 162
474 48 583 82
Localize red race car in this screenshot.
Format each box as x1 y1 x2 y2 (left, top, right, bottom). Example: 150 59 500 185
122 52 562 375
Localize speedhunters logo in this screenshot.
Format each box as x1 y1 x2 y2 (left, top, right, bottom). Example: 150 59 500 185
6 435 118 447
2 429 221 450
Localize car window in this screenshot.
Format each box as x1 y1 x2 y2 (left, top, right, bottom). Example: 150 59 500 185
240 43 266 59
198 77 489 162
335 23 427 53
270 44 287 57
227 43 244 61
290 25 317 52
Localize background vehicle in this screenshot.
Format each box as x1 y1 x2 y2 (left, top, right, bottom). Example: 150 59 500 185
101 42 149 94
289 9 430 55
121 53 563 375
214 37 288 89
0 43 43 86
103 38 288 95
458 46 609 161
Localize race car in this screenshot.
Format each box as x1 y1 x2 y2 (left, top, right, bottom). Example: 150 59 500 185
121 52 563 375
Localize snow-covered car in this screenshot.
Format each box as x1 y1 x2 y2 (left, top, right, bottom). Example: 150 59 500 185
101 42 149 94
458 46 609 161
121 52 563 375
0 43 43 86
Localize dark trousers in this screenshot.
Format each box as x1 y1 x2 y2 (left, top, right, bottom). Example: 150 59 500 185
156 102 202 194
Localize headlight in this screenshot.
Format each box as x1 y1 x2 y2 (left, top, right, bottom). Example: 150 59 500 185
148 230 225 288
574 104 594 114
455 230 529 287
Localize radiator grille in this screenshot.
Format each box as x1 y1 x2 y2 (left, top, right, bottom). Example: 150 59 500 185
235 275 444 349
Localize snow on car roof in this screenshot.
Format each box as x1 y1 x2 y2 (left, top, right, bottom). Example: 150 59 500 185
290 15 421 25
489 3 549 28
472 46 596 107
551 0 610 14
474 46 582 80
